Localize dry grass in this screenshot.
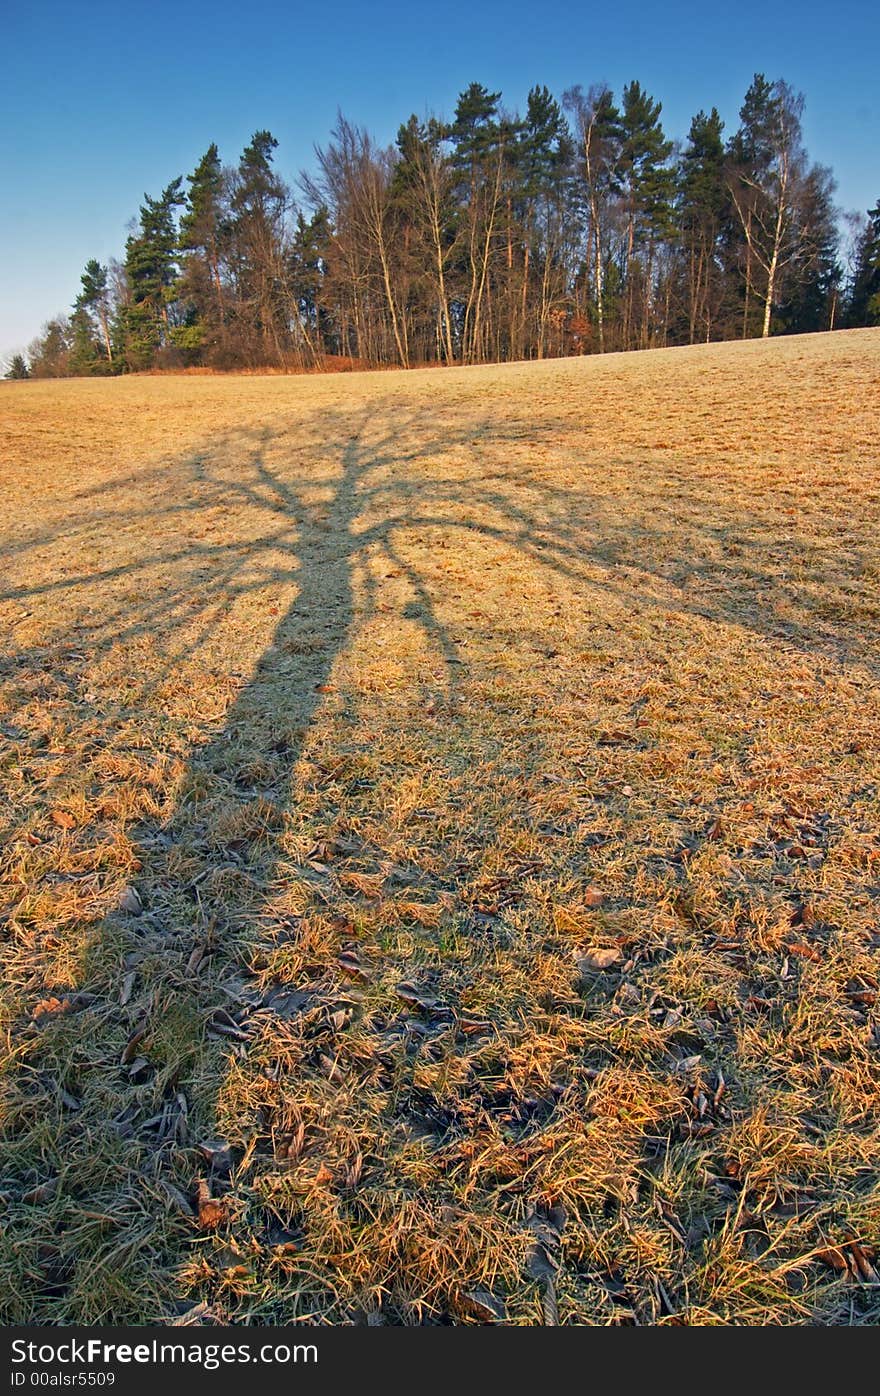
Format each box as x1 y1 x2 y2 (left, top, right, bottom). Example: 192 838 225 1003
1 329 879 1326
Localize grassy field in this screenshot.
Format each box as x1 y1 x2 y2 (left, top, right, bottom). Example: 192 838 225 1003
1 329 879 1326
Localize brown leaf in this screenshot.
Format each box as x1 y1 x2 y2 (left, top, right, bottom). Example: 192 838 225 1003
578 947 623 973
319 1053 345 1082
582 885 605 908
395 982 440 1012
196 1178 228 1230
597 729 630 747
848 1242 879 1283
790 902 816 929
32 996 70 1023
168 1301 214 1326
120 1027 147 1065
338 950 368 980
186 943 206 976
50 809 76 830
785 940 821 963
457 1017 492 1036
815 1246 848 1273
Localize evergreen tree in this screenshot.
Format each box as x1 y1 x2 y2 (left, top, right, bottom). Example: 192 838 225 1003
69 259 113 373
178 143 227 358
288 207 333 356
228 132 291 364
619 81 675 346
778 164 841 332
449 83 503 177
448 83 512 362
848 200 880 326
679 108 729 341
518 86 575 356
120 179 184 368
4 353 30 379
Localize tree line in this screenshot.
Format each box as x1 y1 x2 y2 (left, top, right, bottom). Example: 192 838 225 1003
7 73 880 380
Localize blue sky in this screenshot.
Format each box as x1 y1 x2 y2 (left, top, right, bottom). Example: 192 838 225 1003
1 0 878 361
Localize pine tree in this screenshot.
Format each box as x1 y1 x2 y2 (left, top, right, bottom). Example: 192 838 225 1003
120 179 184 368
448 83 510 362
778 165 841 332
680 109 728 341
518 86 574 357
178 143 227 359
69 259 113 372
619 81 675 346
4 353 29 379
288 207 333 358
228 132 291 364
848 200 880 326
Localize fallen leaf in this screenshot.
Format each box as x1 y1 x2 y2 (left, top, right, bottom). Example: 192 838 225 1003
460 1288 506 1323
578 947 623 973
319 1053 345 1082
121 1028 147 1065
790 902 816 929
395 982 440 1011
815 1246 848 1273
458 1017 492 1036
196 1179 228 1230
32 996 69 1022
338 950 368 980
785 940 821 963
168 1301 214 1326
197 1139 234 1175
50 810 76 830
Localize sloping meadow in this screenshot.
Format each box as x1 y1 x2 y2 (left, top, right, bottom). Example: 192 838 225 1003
1 329 879 1324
